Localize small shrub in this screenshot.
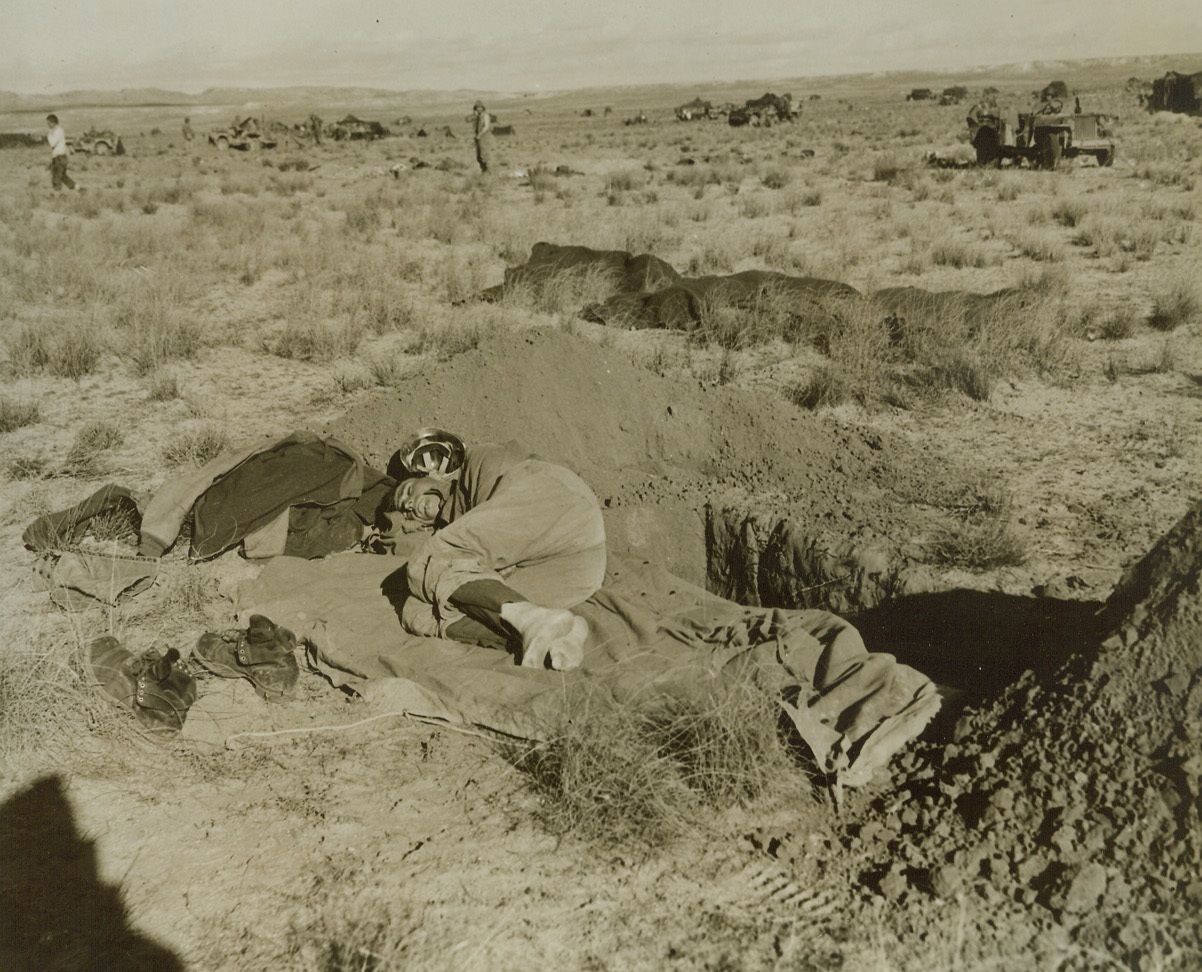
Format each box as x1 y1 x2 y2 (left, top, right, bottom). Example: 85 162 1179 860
930 240 989 269
929 516 1028 570
0 397 40 433
924 481 1028 570
145 371 181 401
526 263 622 317
1012 229 1065 263
739 194 772 219
506 675 812 844
995 178 1021 202
62 420 124 477
1151 339 1177 374
924 350 997 401
162 425 231 466
1148 274 1202 331
404 320 486 361
8 456 49 480
872 153 911 184
8 321 105 380
1096 306 1140 341
786 365 854 409
1050 199 1088 227
0 615 97 768
274 317 368 363
797 187 823 208
367 353 416 387
761 167 792 190
157 565 218 619
343 198 383 238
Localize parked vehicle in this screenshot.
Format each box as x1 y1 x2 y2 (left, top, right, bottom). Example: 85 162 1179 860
969 100 1116 169
208 118 277 151
329 115 390 141
69 128 124 155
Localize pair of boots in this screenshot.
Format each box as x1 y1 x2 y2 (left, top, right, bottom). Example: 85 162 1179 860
88 615 299 733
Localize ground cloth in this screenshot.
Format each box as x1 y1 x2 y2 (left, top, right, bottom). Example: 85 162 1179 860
236 551 940 786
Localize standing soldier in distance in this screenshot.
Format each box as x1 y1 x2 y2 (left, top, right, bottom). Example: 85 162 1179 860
472 101 492 173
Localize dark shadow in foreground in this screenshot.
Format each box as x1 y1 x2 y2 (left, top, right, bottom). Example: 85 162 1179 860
853 589 1105 733
0 775 184 972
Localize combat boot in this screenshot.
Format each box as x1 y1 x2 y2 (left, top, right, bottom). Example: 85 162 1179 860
194 614 299 703
88 636 198 733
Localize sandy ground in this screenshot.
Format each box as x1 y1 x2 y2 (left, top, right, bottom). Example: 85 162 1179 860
1 68 1201 971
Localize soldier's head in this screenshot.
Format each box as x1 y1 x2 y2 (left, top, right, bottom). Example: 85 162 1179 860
386 427 465 528
473 101 485 113
46 114 59 128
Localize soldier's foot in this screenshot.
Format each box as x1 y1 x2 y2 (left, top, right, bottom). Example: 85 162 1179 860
501 602 587 671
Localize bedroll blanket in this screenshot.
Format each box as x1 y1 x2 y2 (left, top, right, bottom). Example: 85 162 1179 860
236 551 940 786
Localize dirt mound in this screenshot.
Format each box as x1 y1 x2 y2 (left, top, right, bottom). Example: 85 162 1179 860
327 327 926 592
840 498 1202 966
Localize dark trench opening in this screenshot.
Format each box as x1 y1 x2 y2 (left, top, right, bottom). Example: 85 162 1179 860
851 589 1107 733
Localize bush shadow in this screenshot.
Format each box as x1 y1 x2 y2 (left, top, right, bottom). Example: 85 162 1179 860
0 775 184 972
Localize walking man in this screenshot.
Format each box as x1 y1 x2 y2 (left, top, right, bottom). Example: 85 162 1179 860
46 114 76 191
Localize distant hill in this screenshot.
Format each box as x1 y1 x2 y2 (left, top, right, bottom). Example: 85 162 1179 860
1 52 1198 114
0 85 500 113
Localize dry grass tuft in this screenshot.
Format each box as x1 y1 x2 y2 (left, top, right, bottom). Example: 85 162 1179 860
0 396 41 433
145 370 182 401
7 319 106 380
930 516 1029 570
283 895 420 972
161 424 231 467
506 674 814 844
1148 272 1202 331
0 604 127 774
924 480 1028 570
61 420 125 477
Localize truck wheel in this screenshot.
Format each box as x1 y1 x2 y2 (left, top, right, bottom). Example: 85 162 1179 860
1097 147 1115 167
94 141 110 156
1036 131 1061 170
216 137 229 151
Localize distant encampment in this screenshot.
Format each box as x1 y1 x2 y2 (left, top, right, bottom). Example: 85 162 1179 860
1147 70 1202 114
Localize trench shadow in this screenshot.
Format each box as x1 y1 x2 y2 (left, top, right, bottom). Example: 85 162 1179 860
0 775 184 972
852 589 1106 735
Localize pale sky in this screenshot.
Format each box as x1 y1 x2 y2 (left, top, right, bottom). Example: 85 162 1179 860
4 0 1201 94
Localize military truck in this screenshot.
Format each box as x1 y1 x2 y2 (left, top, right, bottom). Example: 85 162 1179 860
207 118 277 151
969 101 1116 169
69 128 124 155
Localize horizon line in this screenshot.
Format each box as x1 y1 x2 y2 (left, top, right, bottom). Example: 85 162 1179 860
3 49 1199 101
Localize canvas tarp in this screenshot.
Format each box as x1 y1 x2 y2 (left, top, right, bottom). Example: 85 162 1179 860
235 550 940 786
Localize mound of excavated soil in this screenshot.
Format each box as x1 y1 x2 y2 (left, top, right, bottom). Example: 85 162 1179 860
839 499 1202 967
326 327 931 595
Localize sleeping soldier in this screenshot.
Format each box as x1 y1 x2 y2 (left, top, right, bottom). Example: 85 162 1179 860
387 429 605 671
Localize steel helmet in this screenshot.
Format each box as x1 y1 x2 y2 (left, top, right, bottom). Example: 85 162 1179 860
395 427 465 478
